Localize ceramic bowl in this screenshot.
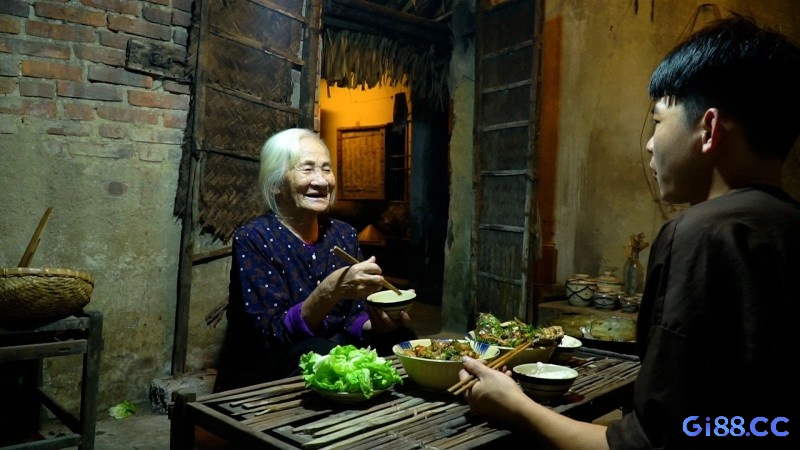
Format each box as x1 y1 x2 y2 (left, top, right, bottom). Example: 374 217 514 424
467 331 555 369
550 335 582 364
367 289 415 320
595 271 623 293
619 295 641 313
565 275 596 307
592 291 619 310
513 362 579 401
393 339 499 392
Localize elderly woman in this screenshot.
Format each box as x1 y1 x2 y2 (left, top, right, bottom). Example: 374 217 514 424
214 128 416 392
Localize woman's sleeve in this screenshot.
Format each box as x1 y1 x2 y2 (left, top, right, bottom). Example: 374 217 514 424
232 227 314 347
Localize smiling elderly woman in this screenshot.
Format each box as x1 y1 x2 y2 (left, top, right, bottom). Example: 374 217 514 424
214 128 416 392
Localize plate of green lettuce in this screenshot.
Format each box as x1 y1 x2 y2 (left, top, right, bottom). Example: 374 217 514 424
299 344 402 403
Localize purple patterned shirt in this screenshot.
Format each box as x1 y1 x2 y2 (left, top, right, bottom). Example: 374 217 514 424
227 212 369 353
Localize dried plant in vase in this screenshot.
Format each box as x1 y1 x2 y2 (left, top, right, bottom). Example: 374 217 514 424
623 233 650 295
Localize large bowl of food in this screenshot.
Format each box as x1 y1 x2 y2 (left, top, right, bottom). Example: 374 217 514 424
393 339 499 392
299 345 403 403
468 313 563 369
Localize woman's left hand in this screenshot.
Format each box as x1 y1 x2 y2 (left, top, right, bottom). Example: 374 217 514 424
364 304 411 334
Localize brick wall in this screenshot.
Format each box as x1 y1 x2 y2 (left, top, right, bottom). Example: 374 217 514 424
0 0 198 412
0 0 194 157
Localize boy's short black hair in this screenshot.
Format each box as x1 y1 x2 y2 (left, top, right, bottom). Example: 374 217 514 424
648 15 800 159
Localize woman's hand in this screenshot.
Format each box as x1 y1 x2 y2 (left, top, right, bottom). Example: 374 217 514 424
363 303 412 334
332 256 385 300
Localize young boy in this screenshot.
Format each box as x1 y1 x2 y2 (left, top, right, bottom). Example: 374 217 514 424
459 15 800 450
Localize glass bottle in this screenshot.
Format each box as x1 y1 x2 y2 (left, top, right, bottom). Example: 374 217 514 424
623 250 645 295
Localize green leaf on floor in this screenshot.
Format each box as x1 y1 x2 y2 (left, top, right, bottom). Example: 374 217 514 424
108 400 137 419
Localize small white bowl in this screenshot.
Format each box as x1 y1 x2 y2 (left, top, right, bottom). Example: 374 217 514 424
551 335 582 364
367 289 415 319
513 362 578 401
393 339 499 392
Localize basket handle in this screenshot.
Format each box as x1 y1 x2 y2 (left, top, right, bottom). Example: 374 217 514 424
18 207 53 267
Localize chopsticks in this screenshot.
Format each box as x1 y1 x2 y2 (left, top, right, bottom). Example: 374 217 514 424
332 246 402 295
447 340 533 396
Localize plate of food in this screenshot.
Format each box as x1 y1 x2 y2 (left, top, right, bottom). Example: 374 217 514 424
468 313 564 368
299 345 403 403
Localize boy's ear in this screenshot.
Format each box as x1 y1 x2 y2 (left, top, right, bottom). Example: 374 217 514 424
700 108 722 154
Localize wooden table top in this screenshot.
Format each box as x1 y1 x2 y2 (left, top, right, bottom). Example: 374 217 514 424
171 348 640 450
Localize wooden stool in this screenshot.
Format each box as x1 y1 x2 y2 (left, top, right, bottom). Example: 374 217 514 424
0 311 103 449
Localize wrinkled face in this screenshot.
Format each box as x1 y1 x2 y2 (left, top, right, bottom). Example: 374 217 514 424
276 137 335 216
646 98 710 205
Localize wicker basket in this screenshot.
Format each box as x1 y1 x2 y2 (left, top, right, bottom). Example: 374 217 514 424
0 267 94 322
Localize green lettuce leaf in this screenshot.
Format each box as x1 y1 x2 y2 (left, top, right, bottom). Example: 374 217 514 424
299 345 402 398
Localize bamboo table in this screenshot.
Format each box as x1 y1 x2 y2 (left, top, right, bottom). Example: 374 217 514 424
170 347 639 449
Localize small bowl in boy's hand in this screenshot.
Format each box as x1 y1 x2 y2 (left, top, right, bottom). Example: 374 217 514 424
513 362 578 401
366 289 415 320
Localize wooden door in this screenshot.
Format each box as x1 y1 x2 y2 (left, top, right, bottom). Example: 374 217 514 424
172 0 321 373
472 0 544 324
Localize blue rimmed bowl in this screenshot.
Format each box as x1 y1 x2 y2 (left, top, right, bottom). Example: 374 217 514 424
392 339 499 392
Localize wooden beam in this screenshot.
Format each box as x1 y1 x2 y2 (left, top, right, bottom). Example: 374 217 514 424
322 0 450 45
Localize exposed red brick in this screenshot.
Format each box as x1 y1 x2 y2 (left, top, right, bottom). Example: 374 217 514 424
64 102 96 120
22 60 83 81
0 0 30 18
68 141 134 159
129 126 183 144
172 0 194 13
0 15 23 34
143 5 171 25
47 121 93 136
34 3 107 27
74 44 126 66
0 97 57 118
0 78 16 95
26 20 96 43
163 80 190 95
128 90 189 110
88 65 153 88
171 9 191 28
0 59 20 77
108 14 171 41
99 123 128 139
19 79 56 98
0 37 71 59
57 80 124 101
97 104 160 124
80 0 139 16
163 111 188 129
99 30 129 49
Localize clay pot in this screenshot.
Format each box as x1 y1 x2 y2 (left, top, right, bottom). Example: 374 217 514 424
566 274 596 307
